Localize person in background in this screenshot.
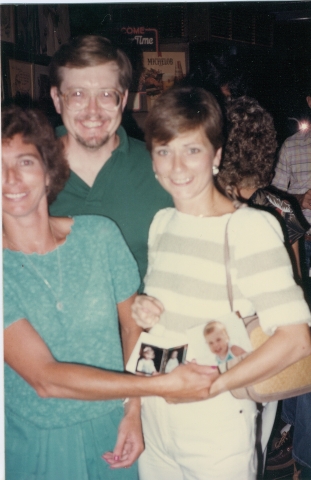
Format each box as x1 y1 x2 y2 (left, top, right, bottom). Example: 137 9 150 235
271 84 311 480
2 104 220 480
272 85 311 301
217 95 310 478
131 86 311 480
217 96 308 280
182 51 252 113
48 35 173 288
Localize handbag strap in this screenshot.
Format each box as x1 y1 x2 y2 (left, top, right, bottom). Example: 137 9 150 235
224 216 234 312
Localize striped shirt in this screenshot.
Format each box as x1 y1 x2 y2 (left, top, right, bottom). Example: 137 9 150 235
272 129 311 232
144 207 310 336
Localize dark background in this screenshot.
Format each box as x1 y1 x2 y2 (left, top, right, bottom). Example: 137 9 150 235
2 2 311 144
68 1 311 144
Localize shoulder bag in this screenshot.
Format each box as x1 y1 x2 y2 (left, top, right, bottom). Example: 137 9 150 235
221 214 311 403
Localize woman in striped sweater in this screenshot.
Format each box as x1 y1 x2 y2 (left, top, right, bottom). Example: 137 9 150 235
131 86 311 480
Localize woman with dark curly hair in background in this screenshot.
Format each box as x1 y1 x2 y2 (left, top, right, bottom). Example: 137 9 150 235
217 95 308 279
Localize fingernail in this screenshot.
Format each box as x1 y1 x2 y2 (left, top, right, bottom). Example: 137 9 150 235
114 455 120 461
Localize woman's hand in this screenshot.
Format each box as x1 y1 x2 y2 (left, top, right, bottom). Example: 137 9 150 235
161 363 220 404
131 295 164 329
102 399 144 469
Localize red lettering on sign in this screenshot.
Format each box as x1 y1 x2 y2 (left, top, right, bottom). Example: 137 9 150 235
121 27 146 35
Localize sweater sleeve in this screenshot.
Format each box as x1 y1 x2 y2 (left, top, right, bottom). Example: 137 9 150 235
230 208 311 335
144 208 175 285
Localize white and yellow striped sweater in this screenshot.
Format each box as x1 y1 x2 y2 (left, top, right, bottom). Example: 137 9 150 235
144 207 311 336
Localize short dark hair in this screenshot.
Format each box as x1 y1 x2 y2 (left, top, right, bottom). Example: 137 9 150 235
218 96 277 190
144 86 224 152
49 35 132 92
2 105 70 204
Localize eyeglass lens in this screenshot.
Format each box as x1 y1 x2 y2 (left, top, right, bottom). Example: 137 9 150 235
64 89 121 110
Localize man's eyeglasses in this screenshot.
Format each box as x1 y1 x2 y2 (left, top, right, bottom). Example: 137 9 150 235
59 88 124 111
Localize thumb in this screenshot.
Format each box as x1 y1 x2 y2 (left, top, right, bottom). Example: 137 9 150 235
112 430 126 460
202 365 219 375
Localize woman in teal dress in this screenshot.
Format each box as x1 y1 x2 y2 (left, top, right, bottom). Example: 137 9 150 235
2 105 216 480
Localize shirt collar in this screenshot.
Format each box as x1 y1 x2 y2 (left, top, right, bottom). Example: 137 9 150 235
114 125 129 156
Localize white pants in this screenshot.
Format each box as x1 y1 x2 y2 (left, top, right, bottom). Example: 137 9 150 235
139 394 259 480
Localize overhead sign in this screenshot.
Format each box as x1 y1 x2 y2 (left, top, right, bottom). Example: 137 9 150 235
120 26 158 52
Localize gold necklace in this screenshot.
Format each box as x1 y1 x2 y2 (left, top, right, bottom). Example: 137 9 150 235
4 225 64 311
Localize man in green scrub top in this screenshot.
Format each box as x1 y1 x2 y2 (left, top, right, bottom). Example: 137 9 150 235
49 35 173 286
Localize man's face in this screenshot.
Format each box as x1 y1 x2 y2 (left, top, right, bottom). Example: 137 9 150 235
50 62 128 150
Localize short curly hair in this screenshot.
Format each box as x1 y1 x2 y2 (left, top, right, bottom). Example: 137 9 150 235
2 105 70 204
144 85 224 153
218 96 277 192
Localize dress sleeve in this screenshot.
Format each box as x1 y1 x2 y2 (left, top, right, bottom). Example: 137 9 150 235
104 220 140 304
271 141 291 191
3 276 26 329
231 209 311 335
249 188 308 244
277 198 308 244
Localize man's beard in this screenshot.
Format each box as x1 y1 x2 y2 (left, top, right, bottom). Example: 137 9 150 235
75 132 110 150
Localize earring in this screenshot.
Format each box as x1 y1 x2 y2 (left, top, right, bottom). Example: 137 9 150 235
212 165 219 176
155 173 159 180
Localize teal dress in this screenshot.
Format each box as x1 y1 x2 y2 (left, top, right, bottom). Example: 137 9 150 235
4 216 140 480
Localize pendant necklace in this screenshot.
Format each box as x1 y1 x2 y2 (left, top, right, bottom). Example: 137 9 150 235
4 226 64 311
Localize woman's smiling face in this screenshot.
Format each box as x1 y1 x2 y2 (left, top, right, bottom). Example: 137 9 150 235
2 133 49 219
152 127 222 214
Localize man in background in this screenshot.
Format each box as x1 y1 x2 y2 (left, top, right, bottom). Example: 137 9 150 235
272 88 311 300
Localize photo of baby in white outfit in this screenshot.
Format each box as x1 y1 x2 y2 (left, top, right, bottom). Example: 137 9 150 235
203 321 246 364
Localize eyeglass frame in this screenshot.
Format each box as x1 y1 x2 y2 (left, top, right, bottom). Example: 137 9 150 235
58 87 125 111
